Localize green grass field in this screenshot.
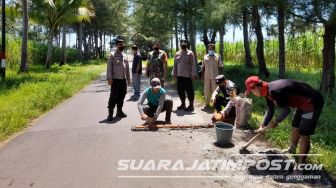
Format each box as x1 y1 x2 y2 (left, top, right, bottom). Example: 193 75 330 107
0 60 106 141
167 57 336 177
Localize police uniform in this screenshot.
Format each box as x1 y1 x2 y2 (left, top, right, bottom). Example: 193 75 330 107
106 39 130 120
211 75 237 118
202 52 223 105
172 39 197 111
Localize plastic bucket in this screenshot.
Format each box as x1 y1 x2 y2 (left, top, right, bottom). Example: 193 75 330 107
215 122 234 145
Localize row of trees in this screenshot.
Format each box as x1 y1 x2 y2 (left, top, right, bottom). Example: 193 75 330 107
2 0 128 70
131 0 336 93
2 0 335 92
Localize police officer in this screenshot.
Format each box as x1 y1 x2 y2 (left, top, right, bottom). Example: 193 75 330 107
146 42 168 87
106 39 131 121
211 75 238 118
172 39 197 111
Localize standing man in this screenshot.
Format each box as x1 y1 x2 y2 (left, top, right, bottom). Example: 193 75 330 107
106 39 131 121
172 39 197 111
137 78 173 126
245 76 324 166
146 42 168 87
202 43 223 107
130 45 142 101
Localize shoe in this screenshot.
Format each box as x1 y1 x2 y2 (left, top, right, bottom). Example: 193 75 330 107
185 105 194 111
107 114 113 121
116 110 127 118
164 120 171 124
177 104 186 110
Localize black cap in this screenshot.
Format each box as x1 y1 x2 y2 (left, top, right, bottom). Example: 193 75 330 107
180 39 188 44
215 74 226 84
116 38 124 44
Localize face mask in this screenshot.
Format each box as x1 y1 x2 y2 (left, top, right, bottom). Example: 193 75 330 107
208 50 215 56
154 47 160 51
118 46 125 51
181 45 187 49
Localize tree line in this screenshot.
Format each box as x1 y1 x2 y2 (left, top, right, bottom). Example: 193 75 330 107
1 0 335 93
1 0 127 70
131 0 336 93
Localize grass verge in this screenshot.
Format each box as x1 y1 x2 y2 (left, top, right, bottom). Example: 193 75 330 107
0 60 106 141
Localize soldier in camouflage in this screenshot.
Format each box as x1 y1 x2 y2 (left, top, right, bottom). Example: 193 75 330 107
146 42 168 87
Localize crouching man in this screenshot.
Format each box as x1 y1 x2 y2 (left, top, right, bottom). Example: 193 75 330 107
211 74 238 114
211 75 238 123
137 78 173 127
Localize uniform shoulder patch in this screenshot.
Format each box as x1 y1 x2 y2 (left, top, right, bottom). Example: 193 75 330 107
187 50 194 56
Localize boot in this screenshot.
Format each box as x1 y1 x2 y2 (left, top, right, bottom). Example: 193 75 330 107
177 103 186 110
185 105 194 112
107 109 114 121
116 108 127 118
164 119 171 125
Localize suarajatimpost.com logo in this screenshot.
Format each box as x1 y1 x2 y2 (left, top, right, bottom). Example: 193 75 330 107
117 153 323 181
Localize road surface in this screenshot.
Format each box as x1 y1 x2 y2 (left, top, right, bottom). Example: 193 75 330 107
0 60 333 188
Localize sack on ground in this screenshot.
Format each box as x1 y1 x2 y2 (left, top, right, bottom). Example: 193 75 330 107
234 97 252 127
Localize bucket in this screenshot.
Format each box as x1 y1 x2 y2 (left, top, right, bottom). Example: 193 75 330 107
215 122 234 145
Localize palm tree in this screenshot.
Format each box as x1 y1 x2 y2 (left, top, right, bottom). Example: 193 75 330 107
60 24 67 66
60 2 94 65
31 0 94 69
74 5 94 62
20 0 28 72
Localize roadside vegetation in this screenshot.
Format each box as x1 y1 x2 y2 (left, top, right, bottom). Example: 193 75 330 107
1 1 125 141
166 31 336 176
0 61 105 141
1 0 335 179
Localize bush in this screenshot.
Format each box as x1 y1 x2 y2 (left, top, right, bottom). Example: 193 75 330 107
6 35 80 70
196 31 323 71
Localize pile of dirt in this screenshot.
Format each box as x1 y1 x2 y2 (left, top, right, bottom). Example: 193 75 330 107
187 128 336 187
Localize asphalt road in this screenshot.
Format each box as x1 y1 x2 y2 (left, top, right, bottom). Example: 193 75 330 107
0 67 230 188
0 59 333 188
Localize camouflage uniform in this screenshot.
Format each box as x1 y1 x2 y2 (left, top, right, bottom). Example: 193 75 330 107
147 50 167 86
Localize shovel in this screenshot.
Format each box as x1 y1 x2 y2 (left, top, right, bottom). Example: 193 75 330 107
240 126 269 150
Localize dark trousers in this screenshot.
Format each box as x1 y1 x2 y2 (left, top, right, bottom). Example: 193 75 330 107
143 99 173 121
108 79 127 113
177 76 194 105
214 96 236 118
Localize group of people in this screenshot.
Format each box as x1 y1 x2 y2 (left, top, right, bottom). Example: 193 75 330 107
106 38 325 166
106 38 230 122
